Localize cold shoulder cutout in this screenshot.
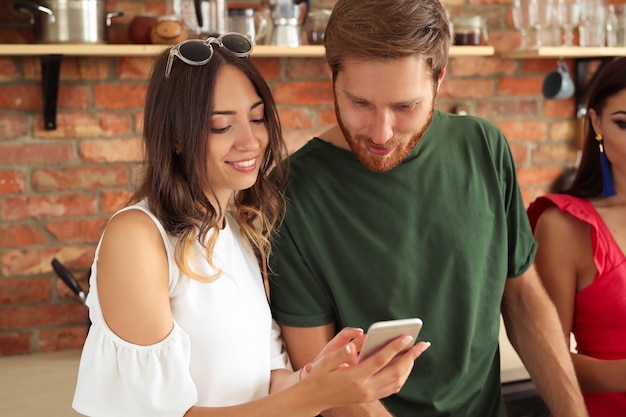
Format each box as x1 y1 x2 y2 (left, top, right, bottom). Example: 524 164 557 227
72 201 288 416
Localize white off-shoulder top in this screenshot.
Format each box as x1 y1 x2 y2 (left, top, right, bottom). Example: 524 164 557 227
72 201 288 417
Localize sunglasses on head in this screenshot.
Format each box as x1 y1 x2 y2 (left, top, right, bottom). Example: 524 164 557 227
165 32 253 79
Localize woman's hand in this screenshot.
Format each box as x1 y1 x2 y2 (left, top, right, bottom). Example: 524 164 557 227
299 329 430 408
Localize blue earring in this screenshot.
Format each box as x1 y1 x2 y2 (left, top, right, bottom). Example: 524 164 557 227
596 134 616 197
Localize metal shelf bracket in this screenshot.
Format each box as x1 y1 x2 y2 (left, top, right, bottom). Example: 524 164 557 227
41 54 62 130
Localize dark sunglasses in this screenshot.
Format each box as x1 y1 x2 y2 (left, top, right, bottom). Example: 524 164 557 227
165 32 253 79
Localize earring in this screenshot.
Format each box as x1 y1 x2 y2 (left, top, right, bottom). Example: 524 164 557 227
596 133 616 197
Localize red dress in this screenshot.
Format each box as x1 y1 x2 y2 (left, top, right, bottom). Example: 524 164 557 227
528 194 626 416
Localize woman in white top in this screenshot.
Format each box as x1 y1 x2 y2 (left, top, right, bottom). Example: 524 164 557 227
72 33 429 417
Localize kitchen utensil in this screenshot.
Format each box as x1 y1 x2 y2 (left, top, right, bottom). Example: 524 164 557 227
228 4 268 44
452 15 489 46
151 15 188 44
542 59 575 100
193 0 228 37
51 258 87 306
13 0 123 44
268 0 310 46
305 9 330 45
128 13 158 44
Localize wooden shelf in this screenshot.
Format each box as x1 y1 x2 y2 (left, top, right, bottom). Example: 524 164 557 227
502 46 626 59
0 43 495 58
450 45 495 56
1 43 624 59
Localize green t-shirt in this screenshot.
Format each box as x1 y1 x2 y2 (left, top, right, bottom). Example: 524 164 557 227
269 110 537 416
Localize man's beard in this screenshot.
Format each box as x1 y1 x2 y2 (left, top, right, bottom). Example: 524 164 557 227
335 97 434 173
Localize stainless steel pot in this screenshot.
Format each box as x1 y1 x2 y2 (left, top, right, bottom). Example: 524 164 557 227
14 0 123 44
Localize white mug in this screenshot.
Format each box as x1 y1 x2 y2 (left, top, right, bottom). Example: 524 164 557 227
542 60 575 100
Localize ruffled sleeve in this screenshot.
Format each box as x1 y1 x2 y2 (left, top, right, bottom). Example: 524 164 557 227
72 319 197 417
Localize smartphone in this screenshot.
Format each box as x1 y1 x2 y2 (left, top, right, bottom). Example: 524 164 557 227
357 318 423 362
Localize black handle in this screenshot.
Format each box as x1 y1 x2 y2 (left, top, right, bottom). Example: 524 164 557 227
294 0 310 24
194 0 203 29
51 258 86 301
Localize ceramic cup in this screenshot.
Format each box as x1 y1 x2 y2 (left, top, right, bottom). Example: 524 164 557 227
542 60 575 100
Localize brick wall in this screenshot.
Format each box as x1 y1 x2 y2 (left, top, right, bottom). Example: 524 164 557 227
0 0 607 355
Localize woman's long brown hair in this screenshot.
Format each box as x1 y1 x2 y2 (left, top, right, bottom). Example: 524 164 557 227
131 45 287 282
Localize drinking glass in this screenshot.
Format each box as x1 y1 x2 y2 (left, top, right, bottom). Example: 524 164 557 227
556 0 581 46
606 4 619 47
579 0 606 47
529 0 555 47
512 0 533 49
615 4 626 46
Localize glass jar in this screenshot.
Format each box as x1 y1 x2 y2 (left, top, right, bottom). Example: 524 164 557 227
305 9 331 45
452 15 489 46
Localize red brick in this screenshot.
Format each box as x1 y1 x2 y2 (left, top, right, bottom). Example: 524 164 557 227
531 142 579 165
58 57 111 81
496 120 549 142
0 224 47 248
522 58 569 74
497 76 544 97
0 114 28 140
0 143 74 165
439 79 495 99
0 85 40 110
520 187 534 208
0 303 87 330
21 57 42 80
0 194 98 221
1 247 90 276
273 81 333 105
475 99 538 120
46 217 109 244
0 170 27 194
286 58 328 79
38 326 88 352
543 98 576 118
118 57 155 79
0 58 19 81
80 137 143 163
549 119 577 142
278 107 316 130
448 56 518 78
135 110 145 135
31 165 129 192
516 165 564 187
57 85 91 110
94 83 148 109
0 278 51 304
0 332 32 356
318 108 337 127
509 143 529 165
33 112 134 138
102 190 134 213
252 58 281 80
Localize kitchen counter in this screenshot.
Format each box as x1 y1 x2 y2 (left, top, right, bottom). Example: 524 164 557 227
0 322 529 416
0 349 82 417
